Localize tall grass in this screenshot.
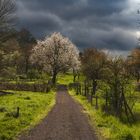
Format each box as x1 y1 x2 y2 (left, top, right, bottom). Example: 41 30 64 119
70 90 140 140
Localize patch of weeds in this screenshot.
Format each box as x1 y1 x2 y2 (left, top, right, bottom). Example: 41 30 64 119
5 112 17 118
118 130 134 140
27 103 39 108
0 90 55 140
0 107 7 112
24 96 31 100
70 90 140 140
0 134 11 140
97 123 108 128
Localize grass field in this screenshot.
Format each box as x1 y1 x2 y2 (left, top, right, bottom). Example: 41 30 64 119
57 73 73 85
70 90 140 140
0 91 55 140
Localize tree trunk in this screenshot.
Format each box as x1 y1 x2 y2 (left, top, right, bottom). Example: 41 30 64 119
25 56 29 74
90 79 97 105
121 87 135 122
105 92 108 107
73 69 77 82
84 80 87 96
92 79 97 95
78 73 80 80
137 72 140 83
95 96 98 109
73 75 76 82
52 70 57 85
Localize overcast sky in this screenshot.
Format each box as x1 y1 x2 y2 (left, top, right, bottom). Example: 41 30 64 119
16 0 140 52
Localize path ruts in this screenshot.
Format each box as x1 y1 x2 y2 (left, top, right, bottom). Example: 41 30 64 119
19 85 97 140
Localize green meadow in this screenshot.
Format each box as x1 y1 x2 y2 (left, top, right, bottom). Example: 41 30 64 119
0 91 55 140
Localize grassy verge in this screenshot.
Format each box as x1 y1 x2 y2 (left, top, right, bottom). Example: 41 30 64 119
0 90 55 140
69 90 140 140
57 73 73 85
57 73 85 85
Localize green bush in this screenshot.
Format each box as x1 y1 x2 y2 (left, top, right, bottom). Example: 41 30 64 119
0 107 7 112
0 67 17 80
27 69 40 80
118 129 134 140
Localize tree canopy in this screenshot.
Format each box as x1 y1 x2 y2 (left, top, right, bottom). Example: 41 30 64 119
30 32 80 84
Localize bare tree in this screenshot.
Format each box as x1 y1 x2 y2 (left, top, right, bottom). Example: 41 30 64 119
0 0 16 30
82 48 107 93
127 48 140 82
103 57 135 121
81 48 107 104
17 28 37 74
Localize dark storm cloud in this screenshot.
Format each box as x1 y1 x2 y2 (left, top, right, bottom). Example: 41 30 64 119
17 0 137 51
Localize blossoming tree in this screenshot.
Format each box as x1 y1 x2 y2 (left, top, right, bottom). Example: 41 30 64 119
30 32 80 84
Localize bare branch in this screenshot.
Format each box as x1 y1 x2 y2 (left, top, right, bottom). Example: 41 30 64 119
0 0 16 30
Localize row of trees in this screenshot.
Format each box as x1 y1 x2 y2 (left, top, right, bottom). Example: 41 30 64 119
127 48 140 82
0 0 80 83
0 31 80 84
28 32 138 121
80 47 140 122
0 0 37 79
0 29 37 79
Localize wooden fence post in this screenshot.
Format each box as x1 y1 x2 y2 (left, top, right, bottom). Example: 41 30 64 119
106 92 108 107
79 85 81 95
15 107 20 118
95 96 98 109
84 80 87 96
76 84 79 95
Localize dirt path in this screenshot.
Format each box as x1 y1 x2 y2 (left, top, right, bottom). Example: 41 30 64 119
19 85 97 140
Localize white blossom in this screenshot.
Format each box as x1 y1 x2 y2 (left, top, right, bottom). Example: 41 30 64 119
30 32 80 83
